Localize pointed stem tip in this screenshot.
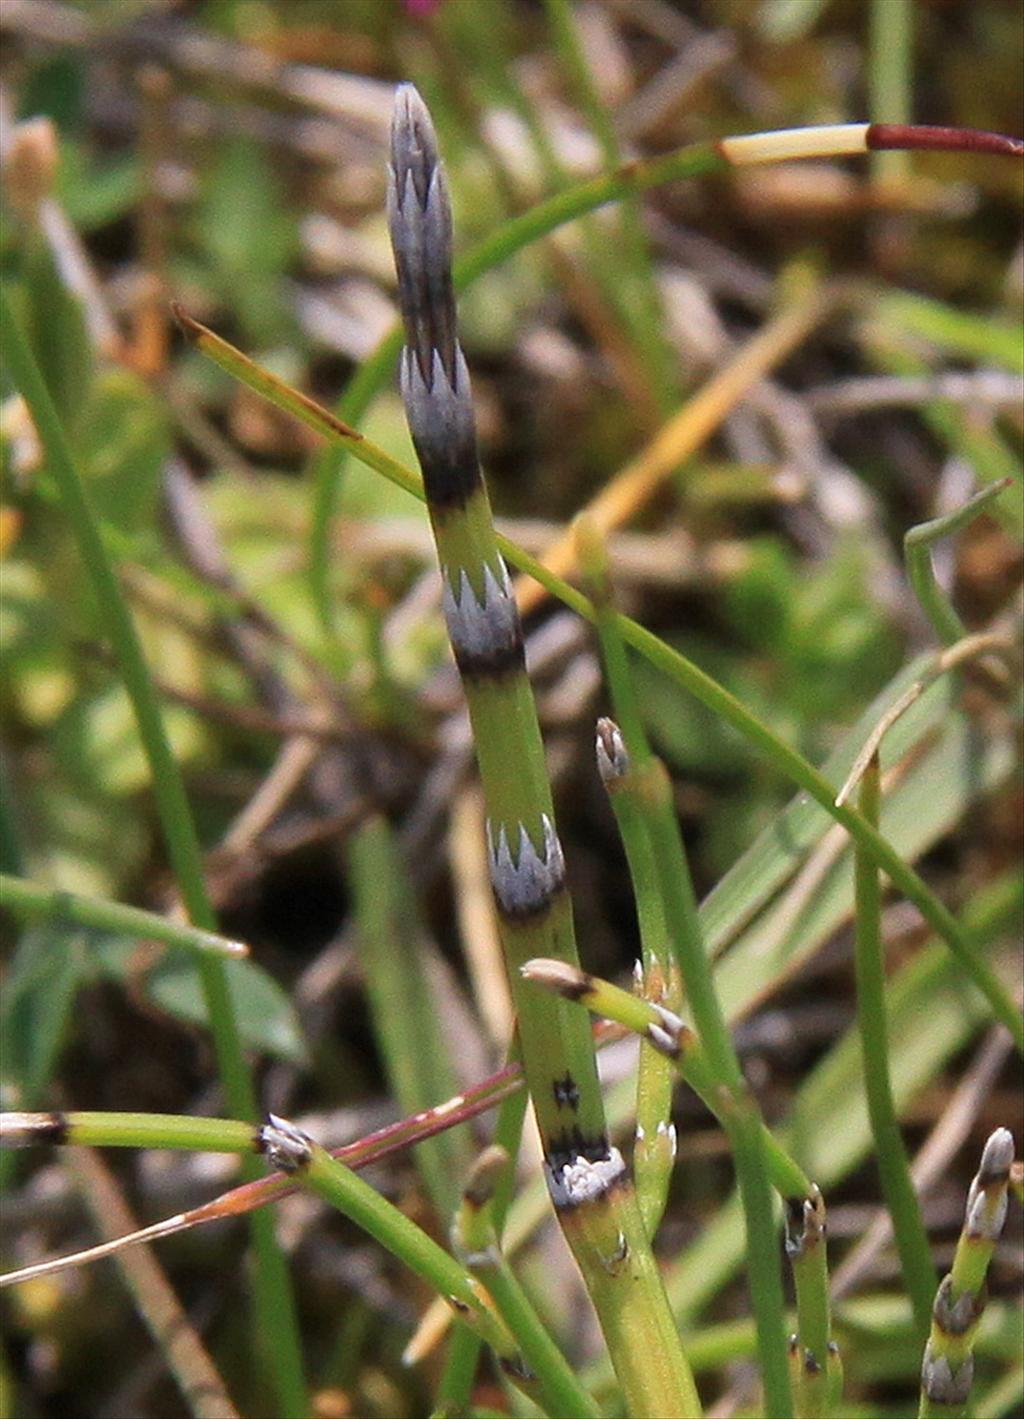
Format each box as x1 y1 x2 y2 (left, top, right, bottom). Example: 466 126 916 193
976 1127 1015 1183
388 83 456 388
387 83 482 507
520 957 593 1000
596 716 631 786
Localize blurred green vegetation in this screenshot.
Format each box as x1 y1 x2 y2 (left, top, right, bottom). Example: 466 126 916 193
0 0 1020 1415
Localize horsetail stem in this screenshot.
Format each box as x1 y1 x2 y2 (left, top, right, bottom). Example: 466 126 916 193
251 1117 532 1389
452 1147 602 1418
919 1128 1016 1418
387 80 604 1162
596 719 679 1238
387 83 700 1419
579 509 684 1236
520 958 812 1203
784 1186 838 1418
179 310 1023 1048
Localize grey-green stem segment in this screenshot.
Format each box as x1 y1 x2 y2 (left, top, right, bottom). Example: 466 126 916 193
386 83 701 1418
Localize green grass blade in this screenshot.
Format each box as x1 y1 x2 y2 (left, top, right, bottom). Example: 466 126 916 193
0 284 309 1417
0 874 248 961
179 310 1023 1050
904 479 1014 645
869 0 913 183
667 879 1019 1327
853 758 937 1336
349 816 473 1218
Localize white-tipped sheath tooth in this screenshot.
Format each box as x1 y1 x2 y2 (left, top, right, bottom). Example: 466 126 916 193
441 557 523 675
921 1346 973 1405
486 813 566 920
399 344 478 493
545 1147 626 1209
965 1184 1008 1241
654 1002 684 1030
259 1114 313 1173
388 165 432 380
424 163 453 261
392 166 425 275
647 1023 679 1057
540 813 562 871
653 1002 686 1044
465 1246 500 1269
932 1276 982 1336
600 1230 629 1272
422 167 456 370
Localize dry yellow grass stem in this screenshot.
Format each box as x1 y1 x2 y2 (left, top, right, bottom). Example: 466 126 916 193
514 280 829 617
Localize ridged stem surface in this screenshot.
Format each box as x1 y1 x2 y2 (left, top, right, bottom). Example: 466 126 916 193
386 83 700 1418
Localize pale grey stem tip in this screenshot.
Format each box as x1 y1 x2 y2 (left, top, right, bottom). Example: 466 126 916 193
388 83 456 387
520 957 589 999
977 1126 1015 1182
963 1126 1016 1239
595 716 630 785
391 84 440 205
259 1114 313 1173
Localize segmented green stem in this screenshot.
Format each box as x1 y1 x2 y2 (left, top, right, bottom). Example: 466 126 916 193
179 312 1022 1049
596 721 679 1238
252 1118 531 1386
519 961 812 1204
785 1187 838 1417
919 1129 1016 1418
386 84 699 1419
570 533 793 1411
579 520 679 1236
453 1147 601 1418
0 1110 255 1154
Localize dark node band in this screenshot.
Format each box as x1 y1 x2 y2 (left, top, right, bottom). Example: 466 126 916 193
487 816 567 922
552 1072 581 1111
400 346 482 510
40 1111 70 1145
546 1126 611 1171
